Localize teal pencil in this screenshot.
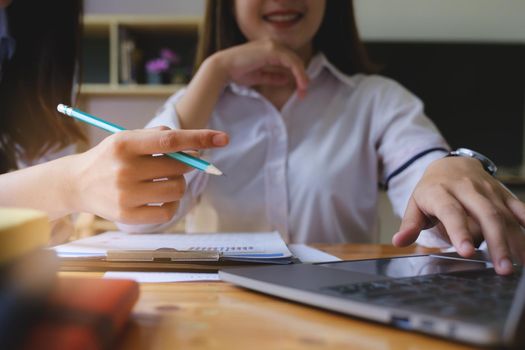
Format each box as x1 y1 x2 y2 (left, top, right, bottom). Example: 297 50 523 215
57 104 223 176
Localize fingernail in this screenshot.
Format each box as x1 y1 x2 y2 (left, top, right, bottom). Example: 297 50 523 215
499 258 512 272
212 134 228 146
460 241 473 254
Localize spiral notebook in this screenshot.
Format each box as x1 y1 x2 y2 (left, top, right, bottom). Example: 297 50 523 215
53 231 294 272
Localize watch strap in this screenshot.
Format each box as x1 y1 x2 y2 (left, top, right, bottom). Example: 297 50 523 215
447 148 497 176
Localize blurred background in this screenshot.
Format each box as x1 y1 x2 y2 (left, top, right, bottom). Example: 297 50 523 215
77 0 525 242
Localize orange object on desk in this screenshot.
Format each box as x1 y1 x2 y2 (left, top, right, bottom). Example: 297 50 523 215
23 277 139 350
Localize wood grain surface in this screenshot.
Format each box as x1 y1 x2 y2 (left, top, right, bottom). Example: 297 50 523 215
63 244 477 350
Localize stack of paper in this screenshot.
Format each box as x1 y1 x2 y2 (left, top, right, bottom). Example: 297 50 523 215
53 231 293 272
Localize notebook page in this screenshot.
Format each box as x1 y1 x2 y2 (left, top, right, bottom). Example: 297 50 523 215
53 231 292 259
104 271 220 283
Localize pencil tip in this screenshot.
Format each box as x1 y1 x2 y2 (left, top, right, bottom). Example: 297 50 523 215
206 165 223 176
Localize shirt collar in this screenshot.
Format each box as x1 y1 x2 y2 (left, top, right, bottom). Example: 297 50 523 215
229 80 260 98
227 51 356 97
307 52 357 88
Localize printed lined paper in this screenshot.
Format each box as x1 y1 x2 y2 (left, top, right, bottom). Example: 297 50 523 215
53 231 292 260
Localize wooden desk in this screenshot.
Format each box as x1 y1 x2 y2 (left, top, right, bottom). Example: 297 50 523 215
65 244 479 350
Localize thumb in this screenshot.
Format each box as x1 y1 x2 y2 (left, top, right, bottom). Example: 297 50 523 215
392 197 432 246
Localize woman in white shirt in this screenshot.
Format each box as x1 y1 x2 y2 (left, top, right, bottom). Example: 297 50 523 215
125 0 525 275
0 0 228 239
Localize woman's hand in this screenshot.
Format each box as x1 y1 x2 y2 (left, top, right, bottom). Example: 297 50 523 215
69 127 229 225
176 39 309 130
393 156 525 275
214 39 309 97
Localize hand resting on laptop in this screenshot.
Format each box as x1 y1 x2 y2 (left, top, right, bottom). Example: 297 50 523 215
393 156 525 275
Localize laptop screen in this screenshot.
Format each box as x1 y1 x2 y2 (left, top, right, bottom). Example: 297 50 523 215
319 255 492 278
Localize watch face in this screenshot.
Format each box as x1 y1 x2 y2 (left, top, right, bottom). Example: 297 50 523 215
453 148 497 175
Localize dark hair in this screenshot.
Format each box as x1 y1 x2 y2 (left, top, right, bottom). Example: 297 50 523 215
0 0 86 174
195 0 377 75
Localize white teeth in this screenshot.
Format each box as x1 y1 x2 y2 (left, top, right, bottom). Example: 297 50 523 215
265 14 300 22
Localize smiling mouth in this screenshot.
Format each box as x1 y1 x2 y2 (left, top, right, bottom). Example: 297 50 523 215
263 12 304 25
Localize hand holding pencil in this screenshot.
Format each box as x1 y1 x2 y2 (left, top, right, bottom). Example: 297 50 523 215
56 104 229 224
57 104 225 175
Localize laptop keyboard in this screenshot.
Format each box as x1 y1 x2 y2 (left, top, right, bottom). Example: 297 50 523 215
323 269 520 323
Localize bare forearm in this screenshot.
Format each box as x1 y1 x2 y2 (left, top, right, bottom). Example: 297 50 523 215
176 54 229 129
0 155 76 220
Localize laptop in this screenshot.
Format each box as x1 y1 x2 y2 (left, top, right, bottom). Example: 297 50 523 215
219 252 525 348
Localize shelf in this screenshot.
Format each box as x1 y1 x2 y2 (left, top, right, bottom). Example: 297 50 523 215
81 14 201 93
84 14 201 28
79 83 184 96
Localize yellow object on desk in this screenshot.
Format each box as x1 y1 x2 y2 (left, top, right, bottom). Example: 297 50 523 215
0 207 50 263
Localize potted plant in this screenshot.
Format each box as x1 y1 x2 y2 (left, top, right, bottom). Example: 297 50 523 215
145 48 184 85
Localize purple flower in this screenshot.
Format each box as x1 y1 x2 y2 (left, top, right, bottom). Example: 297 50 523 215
160 48 181 65
146 58 170 73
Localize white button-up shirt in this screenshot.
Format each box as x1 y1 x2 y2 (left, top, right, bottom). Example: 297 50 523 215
122 53 450 245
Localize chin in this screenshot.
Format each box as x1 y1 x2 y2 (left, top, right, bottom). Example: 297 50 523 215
269 36 306 51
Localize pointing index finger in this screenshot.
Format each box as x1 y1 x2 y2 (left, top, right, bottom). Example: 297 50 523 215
123 128 229 156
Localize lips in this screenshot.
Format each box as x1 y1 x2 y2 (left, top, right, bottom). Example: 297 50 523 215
263 11 304 25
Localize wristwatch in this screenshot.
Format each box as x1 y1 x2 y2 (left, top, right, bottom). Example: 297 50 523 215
447 148 497 176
